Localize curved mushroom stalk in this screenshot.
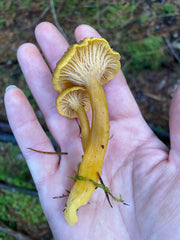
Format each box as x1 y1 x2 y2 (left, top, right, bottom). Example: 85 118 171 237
75 105 90 151
56 86 90 152
64 79 109 225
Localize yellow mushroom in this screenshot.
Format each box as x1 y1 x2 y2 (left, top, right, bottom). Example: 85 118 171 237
56 86 90 152
53 37 120 225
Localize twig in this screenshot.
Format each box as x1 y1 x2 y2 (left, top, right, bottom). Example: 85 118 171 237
96 0 100 29
97 172 113 208
27 147 68 155
93 5 109 20
0 222 32 240
33 6 50 26
0 121 12 133
0 131 17 144
53 194 69 199
143 92 165 101
21 6 50 31
49 0 67 40
163 36 180 63
0 183 38 197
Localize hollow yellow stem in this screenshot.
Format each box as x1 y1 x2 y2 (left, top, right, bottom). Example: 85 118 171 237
64 79 109 225
75 105 90 152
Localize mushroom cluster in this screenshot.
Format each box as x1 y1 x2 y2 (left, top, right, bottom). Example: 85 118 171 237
53 37 120 225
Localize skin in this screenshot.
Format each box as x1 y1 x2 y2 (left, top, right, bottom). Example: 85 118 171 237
4 22 180 240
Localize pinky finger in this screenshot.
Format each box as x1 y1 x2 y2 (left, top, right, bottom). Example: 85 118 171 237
4 86 60 184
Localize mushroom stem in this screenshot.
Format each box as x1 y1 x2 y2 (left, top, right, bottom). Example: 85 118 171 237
64 79 109 225
56 86 91 153
76 105 90 152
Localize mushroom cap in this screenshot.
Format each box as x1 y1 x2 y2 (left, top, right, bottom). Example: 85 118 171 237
56 86 90 118
53 37 120 92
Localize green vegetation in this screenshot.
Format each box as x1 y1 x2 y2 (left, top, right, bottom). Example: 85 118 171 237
0 189 46 240
0 1 5 10
0 190 46 225
139 14 148 27
0 143 34 189
0 142 48 238
0 232 15 240
126 36 164 71
101 2 138 29
162 4 176 14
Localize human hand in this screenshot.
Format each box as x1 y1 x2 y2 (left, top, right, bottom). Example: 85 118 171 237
4 22 180 240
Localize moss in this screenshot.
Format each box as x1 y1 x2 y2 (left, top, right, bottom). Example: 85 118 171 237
102 2 138 29
126 36 165 71
0 18 5 29
163 4 175 14
0 232 15 240
0 141 50 237
0 143 34 189
0 189 46 229
58 0 97 27
0 1 5 11
139 14 148 27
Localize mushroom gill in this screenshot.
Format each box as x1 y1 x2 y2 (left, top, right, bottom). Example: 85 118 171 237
56 86 90 152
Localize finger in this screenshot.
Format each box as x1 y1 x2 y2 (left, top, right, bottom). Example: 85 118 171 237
17 27 79 147
4 86 59 184
17 43 58 121
75 24 101 40
74 25 142 121
35 21 69 71
169 86 180 167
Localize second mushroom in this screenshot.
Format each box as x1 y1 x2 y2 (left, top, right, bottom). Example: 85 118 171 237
56 86 90 152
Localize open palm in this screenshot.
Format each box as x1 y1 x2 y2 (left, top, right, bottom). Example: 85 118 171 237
5 22 180 240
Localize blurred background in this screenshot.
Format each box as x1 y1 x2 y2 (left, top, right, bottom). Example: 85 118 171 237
0 0 179 239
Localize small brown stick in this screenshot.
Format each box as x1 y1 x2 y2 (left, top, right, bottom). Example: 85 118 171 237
97 172 113 208
53 190 70 199
0 221 32 240
27 148 68 155
49 0 67 40
109 134 114 140
163 36 180 63
53 194 69 199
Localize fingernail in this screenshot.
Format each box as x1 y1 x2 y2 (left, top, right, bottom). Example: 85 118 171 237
5 85 17 92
